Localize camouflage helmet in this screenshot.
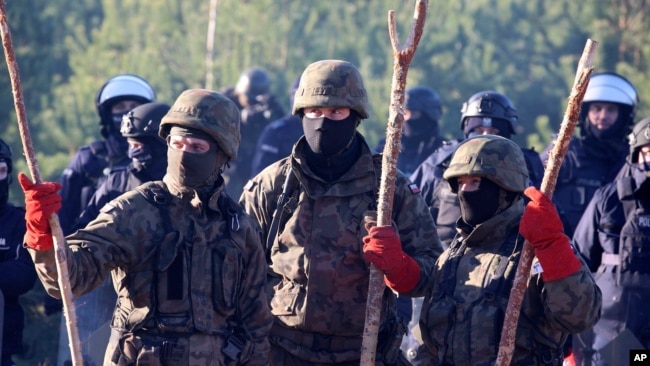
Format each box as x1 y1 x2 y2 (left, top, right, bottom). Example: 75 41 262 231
629 117 650 164
405 86 442 121
0 138 12 174
160 89 241 160
292 59 369 118
444 134 528 193
235 67 271 98
460 91 518 137
121 102 171 143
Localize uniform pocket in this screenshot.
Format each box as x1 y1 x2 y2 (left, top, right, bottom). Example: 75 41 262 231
212 241 243 316
270 279 304 322
469 302 503 361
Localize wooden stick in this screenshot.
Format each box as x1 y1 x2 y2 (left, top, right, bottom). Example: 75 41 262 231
495 38 598 366
0 1 84 365
360 1 428 364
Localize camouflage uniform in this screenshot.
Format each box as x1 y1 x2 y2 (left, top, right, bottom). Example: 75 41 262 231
410 91 545 250
241 136 440 365
26 90 273 366
240 59 442 366
419 135 601 365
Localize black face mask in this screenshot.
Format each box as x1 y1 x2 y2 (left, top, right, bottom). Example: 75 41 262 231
128 138 167 172
458 179 501 226
105 132 129 162
166 144 222 189
0 178 8 209
403 116 436 138
302 114 358 156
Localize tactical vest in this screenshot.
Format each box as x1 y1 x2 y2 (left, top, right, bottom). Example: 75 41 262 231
111 181 246 336
613 195 650 289
423 229 564 365
264 156 410 364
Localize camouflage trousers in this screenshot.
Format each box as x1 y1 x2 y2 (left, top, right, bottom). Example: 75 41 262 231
269 324 411 366
106 329 229 366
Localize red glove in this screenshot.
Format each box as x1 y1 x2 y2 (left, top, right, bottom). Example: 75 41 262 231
362 226 421 292
520 187 581 282
18 172 62 251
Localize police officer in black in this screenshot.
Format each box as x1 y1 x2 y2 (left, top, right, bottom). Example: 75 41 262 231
572 117 650 365
221 67 285 197
250 76 303 177
542 72 638 238
374 86 445 177
75 102 171 230
55 102 171 366
0 138 37 366
58 74 156 236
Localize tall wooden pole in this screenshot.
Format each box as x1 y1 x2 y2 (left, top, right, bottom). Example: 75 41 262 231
360 1 428 364
0 1 84 364
495 39 598 366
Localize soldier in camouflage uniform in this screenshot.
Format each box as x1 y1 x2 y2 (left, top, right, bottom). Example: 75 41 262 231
411 134 601 365
239 59 442 366
19 89 272 365
410 90 545 250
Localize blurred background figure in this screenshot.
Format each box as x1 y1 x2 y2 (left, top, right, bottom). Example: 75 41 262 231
374 86 445 177
221 67 285 197
250 76 303 177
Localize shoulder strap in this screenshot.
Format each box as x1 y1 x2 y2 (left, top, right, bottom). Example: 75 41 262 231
265 162 299 251
483 229 522 301
218 192 243 234
137 182 173 232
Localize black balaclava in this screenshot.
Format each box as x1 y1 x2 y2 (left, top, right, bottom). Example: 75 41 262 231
302 113 358 155
301 112 361 182
403 115 438 140
105 113 130 162
0 157 10 210
129 137 168 173
166 126 224 189
0 169 8 210
458 178 502 226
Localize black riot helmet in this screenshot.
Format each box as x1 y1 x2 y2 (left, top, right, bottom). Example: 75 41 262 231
120 102 171 144
460 91 518 139
95 74 156 138
405 86 442 121
235 67 271 101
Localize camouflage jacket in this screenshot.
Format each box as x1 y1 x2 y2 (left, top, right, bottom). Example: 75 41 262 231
420 199 601 366
28 177 272 365
239 136 442 338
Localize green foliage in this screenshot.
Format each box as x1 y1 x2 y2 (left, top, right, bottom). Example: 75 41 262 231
3 2 650 360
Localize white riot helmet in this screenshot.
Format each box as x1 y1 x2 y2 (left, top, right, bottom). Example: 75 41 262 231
580 72 638 140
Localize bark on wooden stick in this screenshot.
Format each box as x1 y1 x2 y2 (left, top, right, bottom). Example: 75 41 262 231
495 38 598 366
360 1 428 364
0 1 84 364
